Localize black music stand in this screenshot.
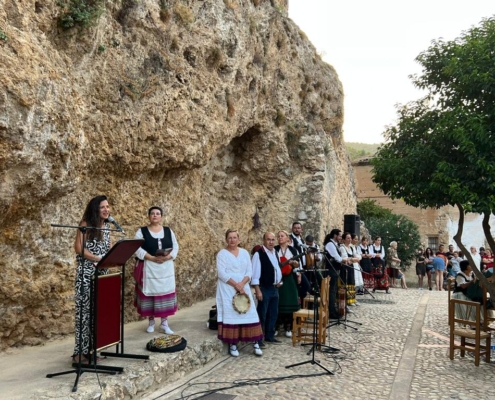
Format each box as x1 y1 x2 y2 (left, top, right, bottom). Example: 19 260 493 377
286 249 335 375
324 254 361 331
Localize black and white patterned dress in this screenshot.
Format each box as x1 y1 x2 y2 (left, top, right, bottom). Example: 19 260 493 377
73 223 110 356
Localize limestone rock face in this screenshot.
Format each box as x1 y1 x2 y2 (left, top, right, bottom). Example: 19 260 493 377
0 0 356 350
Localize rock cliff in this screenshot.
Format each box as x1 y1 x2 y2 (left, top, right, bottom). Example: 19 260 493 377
0 0 356 350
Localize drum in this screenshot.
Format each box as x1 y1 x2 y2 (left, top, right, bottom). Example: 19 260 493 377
232 292 251 314
305 252 316 269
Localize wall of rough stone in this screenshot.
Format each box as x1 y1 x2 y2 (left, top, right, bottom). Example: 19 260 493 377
0 0 356 350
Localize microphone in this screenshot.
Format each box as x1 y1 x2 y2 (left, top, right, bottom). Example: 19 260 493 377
108 216 125 234
300 243 319 252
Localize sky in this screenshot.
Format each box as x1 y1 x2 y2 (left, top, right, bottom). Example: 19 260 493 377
288 1 495 144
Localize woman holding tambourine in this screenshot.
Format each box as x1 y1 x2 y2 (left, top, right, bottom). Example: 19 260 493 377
275 230 301 338
216 229 263 357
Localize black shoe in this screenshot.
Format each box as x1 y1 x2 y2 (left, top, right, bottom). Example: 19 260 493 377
265 338 282 344
429 287 432 291
329 313 340 320
257 340 266 348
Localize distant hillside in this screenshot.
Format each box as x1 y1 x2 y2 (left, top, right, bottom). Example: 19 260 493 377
345 142 381 161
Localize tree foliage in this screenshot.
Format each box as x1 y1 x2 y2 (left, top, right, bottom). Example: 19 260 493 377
358 200 420 268
371 17 495 288
357 199 393 220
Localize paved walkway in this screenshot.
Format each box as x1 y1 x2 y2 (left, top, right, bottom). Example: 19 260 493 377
1 290 494 399
145 290 495 400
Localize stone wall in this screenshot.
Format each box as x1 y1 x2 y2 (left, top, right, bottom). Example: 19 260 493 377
0 0 356 350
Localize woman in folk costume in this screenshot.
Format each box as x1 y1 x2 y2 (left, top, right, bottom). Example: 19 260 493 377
275 230 301 338
369 236 390 293
358 236 375 289
134 206 179 334
216 229 263 357
351 234 364 295
339 232 358 306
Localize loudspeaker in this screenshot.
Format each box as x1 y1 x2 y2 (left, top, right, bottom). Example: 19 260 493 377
344 214 360 236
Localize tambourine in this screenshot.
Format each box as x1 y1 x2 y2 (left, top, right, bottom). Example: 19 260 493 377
232 292 251 314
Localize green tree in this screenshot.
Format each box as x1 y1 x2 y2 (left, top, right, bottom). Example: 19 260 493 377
365 214 421 269
372 17 495 292
357 199 393 220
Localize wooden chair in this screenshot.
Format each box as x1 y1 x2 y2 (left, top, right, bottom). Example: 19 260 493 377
449 298 491 366
447 277 456 321
292 276 330 348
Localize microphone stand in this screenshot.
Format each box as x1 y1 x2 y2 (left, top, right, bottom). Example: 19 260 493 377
323 252 361 331
46 223 123 392
286 248 336 375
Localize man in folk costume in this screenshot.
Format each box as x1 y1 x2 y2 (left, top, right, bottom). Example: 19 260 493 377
251 232 283 344
290 222 304 254
324 229 343 320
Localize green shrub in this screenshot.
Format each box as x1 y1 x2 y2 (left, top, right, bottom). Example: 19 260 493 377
57 0 104 30
0 28 7 42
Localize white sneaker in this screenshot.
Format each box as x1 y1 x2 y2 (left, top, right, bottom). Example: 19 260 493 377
253 343 262 356
285 331 292 338
354 302 360 307
230 344 239 357
274 330 279 337
160 322 174 335
146 320 155 333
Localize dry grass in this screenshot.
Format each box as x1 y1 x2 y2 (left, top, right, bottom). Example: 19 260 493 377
275 109 285 127
224 0 238 10
226 94 235 118
206 47 224 70
174 3 194 26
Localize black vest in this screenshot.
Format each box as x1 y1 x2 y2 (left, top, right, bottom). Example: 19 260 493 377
258 248 277 288
325 241 342 270
140 226 172 256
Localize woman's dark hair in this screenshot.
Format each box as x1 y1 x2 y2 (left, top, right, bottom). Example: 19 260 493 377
323 233 332 245
424 247 433 257
460 260 470 272
374 236 381 242
82 195 108 241
148 206 163 216
351 233 358 240
342 232 352 241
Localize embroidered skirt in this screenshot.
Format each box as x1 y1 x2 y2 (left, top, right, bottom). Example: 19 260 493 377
134 260 178 318
217 322 263 344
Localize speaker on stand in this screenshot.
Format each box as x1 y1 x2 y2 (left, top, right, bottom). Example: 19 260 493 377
344 214 360 237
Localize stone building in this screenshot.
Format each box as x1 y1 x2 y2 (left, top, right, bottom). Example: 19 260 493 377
352 158 494 252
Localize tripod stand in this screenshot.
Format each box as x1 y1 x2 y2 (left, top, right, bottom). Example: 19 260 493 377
324 253 362 330
286 269 334 375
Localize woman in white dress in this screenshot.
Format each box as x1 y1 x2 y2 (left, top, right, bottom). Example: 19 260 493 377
351 234 364 295
216 229 263 357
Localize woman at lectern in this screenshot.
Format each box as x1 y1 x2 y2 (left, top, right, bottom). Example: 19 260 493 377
134 206 179 334
72 195 111 363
